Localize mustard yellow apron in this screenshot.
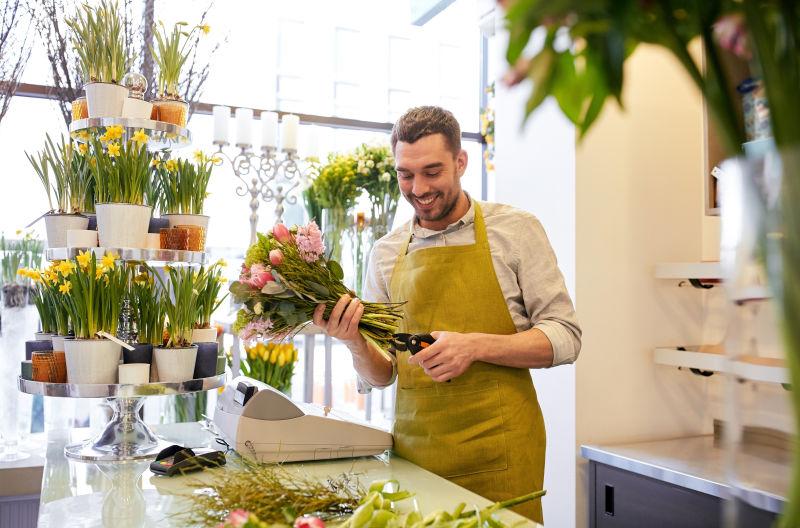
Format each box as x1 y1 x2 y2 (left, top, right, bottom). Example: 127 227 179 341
389 202 546 523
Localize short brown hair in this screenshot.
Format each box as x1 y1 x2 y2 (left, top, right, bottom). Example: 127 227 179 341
390 106 461 156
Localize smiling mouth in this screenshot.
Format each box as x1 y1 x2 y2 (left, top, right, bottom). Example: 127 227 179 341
414 195 437 207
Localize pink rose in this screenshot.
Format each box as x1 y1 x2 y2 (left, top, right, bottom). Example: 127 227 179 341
294 516 325 528
272 223 292 243
269 249 284 266
226 509 250 528
247 263 274 289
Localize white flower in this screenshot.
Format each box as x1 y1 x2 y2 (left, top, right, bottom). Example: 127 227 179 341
366 159 374 168
361 168 369 175
254 302 263 315
380 172 391 182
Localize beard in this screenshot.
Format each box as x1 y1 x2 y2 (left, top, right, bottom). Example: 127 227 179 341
405 189 462 224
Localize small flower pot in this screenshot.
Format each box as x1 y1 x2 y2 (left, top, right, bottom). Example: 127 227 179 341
121 97 154 119
71 96 88 121
162 213 210 232
85 214 97 230
191 327 218 344
154 345 197 383
66 229 98 248
123 343 153 365
64 338 121 384
153 97 188 127
44 213 89 248
95 203 152 249
34 332 54 342
85 82 128 118
148 216 170 234
20 360 32 381
51 335 70 353
193 342 219 379
160 227 189 250
178 224 206 251
144 233 161 250
25 339 53 361
118 363 150 384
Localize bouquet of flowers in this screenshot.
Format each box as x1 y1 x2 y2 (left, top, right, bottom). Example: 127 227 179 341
230 222 403 358
237 341 298 394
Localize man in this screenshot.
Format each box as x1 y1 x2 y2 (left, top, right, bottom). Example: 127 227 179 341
313 106 580 523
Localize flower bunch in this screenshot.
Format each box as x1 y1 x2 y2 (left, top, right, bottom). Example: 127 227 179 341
2 231 43 285
18 264 70 335
156 151 218 215
66 0 132 84
230 222 403 358
352 143 399 238
58 251 127 339
152 20 208 98
238 341 298 393
308 153 360 211
195 260 229 329
89 130 154 205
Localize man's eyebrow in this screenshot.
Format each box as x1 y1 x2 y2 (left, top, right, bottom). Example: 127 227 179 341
396 162 444 172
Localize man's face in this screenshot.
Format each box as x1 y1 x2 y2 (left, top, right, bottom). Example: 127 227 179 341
394 134 467 227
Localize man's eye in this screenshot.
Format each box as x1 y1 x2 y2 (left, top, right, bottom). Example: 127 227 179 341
399 172 413 179
425 171 441 177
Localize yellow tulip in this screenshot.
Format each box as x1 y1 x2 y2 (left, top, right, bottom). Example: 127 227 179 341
269 346 279 364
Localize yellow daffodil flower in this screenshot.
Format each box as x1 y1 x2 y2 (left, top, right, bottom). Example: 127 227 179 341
165 159 178 172
76 250 92 270
101 251 119 269
77 131 90 141
211 156 222 164
29 270 42 283
56 260 76 277
59 281 72 294
98 133 109 143
132 129 149 145
219 276 228 284
105 125 124 140
200 24 211 35
78 143 89 155
215 258 227 268
193 150 205 163
95 265 107 280
107 142 121 157
150 158 162 169
15 229 21 235
89 157 97 167
17 268 27 278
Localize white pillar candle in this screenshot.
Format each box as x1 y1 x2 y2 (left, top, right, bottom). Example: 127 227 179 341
260 111 278 149
280 114 299 152
235 107 254 147
212 105 230 144
118 363 150 384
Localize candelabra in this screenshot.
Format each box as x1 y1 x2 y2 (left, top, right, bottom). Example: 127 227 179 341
212 107 309 245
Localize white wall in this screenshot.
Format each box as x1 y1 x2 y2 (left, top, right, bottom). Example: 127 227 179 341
493 36 577 528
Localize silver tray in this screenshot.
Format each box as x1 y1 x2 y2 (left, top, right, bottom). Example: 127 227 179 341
69 117 191 149
45 247 208 265
18 373 225 399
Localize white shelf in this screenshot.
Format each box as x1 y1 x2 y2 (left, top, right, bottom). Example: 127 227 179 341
654 347 788 385
69 117 191 149
45 247 208 265
654 262 722 280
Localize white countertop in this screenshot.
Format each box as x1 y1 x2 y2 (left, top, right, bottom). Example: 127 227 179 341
581 435 788 514
38 422 539 527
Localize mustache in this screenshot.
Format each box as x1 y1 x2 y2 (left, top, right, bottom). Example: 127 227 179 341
407 192 440 200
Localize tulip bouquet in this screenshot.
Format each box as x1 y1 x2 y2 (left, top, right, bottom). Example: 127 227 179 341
230 222 403 358
238 341 298 394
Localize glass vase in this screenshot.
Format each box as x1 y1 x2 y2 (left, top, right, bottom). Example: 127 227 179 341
321 207 352 265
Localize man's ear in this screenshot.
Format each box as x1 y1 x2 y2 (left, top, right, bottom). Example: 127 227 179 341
456 149 468 177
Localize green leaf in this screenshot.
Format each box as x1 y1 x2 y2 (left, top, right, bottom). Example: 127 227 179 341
327 260 344 281
308 281 330 297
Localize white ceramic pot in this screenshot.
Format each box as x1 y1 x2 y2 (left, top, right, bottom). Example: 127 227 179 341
154 346 198 383
66 229 99 248
85 82 128 118
51 335 69 352
191 327 218 344
95 203 152 249
118 363 150 384
162 214 210 232
34 332 53 342
144 233 161 250
44 214 89 248
64 338 121 384
121 97 154 119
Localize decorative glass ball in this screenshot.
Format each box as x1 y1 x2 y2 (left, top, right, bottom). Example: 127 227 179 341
122 72 147 99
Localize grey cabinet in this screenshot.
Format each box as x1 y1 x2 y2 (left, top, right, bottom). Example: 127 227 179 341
588 462 776 528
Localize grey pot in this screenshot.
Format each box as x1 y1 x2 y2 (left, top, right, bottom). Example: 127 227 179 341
123 343 153 364
25 340 53 361
193 342 219 379
148 217 170 234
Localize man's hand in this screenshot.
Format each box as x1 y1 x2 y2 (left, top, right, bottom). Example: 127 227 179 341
312 294 364 344
407 331 476 382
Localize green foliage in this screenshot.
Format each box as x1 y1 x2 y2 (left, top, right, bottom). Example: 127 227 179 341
157 155 215 215
245 232 272 267
89 136 154 205
157 265 200 348
195 262 229 328
25 134 91 213
309 153 360 210
152 21 204 98
131 268 166 346
66 0 132 84
1 231 43 285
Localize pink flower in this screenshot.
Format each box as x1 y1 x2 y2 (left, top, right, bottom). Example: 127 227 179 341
272 223 292 243
239 318 274 341
225 509 250 528
295 221 325 263
269 249 284 266
246 263 274 289
238 263 251 282
294 516 325 528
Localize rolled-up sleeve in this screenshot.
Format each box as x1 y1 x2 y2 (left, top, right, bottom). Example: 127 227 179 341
516 216 581 366
356 240 398 393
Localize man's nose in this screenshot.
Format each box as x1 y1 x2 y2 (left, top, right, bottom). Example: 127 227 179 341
412 178 431 197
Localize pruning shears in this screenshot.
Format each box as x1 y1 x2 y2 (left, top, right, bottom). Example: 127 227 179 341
390 333 436 355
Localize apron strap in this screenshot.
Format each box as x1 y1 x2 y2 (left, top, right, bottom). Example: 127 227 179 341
397 198 489 258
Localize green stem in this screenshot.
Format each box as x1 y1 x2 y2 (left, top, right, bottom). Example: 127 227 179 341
457 490 546 518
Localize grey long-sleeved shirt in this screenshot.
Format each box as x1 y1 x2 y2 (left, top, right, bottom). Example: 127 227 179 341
359 197 581 390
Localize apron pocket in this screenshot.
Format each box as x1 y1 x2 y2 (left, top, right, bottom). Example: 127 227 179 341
394 380 508 479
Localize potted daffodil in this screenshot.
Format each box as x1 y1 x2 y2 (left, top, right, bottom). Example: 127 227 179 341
154 265 200 382
157 151 216 241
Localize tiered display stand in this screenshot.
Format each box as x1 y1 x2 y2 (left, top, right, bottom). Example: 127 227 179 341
17 117 222 462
